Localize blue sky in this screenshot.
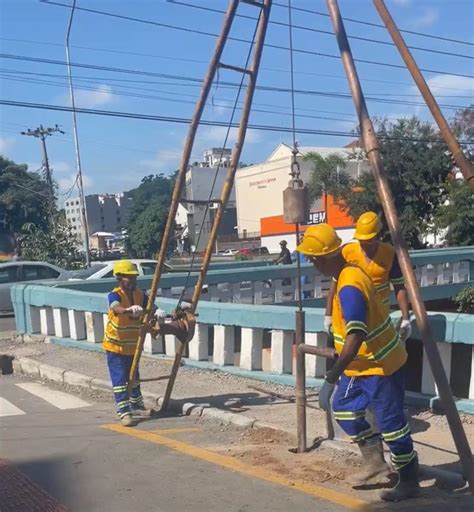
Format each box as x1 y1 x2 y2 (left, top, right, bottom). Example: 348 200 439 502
0 0 473 202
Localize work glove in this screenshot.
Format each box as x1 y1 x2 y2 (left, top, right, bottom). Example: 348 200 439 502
127 305 144 317
399 319 412 343
318 380 336 412
323 315 333 334
154 308 167 321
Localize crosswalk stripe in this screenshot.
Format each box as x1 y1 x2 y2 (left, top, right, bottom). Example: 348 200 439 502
0 397 26 417
15 383 91 410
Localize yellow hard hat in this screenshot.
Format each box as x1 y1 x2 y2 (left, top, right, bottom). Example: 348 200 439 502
296 223 342 257
354 211 382 240
113 260 139 276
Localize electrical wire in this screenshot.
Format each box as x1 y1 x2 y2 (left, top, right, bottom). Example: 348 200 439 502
2 99 472 144
37 0 474 78
1 54 471 110
2 36 473 92
171 1 474 60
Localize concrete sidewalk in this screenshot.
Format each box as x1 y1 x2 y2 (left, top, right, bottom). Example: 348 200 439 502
2 336 472 482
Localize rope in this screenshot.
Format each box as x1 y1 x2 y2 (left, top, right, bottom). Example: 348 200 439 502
288 0 303 312
176 4 264 309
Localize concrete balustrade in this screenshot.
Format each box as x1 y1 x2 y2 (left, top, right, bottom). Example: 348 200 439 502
10 246 474 413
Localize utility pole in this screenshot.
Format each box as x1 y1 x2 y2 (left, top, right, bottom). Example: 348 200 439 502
66 0 91 267
21 124 64 204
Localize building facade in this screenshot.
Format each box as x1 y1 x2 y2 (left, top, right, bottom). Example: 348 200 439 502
235 143 370 252
65 193 132 244
174 149 237 253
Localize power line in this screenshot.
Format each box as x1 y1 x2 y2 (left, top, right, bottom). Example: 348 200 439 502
171 1 474 60
38 0 474 78
2 99 472 145
272 1 474 47
2 37 473 92
2 67 472 101
0 53 470 111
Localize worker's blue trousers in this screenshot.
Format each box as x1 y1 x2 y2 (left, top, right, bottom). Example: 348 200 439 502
106 351 144 418
332 366 415 469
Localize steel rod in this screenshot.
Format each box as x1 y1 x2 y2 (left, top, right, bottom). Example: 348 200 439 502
295 309 307 453
127 0 240 399
372 0 474 189
160 0 273 412
297 344 336 359
326 0 473 491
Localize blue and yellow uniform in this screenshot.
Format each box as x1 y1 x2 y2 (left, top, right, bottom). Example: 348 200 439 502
103 287 148 419
332 264 415 470
341 241 404 313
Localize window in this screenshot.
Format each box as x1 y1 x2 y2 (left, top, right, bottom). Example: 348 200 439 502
0 266 19 284
141 262 156 276
76 208 80 213
21 265 60 281
101 270 114 279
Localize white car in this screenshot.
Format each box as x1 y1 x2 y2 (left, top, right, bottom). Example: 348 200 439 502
221 249 238 256
67 259 173 280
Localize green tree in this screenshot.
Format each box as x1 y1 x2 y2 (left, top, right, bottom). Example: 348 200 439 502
19 216 80 269
125 174 174 257
0 156 50 232
435 179 474 246
306 117 452 248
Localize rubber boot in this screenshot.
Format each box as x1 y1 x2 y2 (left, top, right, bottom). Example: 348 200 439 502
120 413 138 427
350 436 392 486
381 455 420 502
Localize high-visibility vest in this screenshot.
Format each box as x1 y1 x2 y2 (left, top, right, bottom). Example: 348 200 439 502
332 264 407 377
102 287 144 356
341 241 404 313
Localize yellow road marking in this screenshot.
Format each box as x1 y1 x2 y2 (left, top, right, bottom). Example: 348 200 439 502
150 428 201 435
102 424 367 511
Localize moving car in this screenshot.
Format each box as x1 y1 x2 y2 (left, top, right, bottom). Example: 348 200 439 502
0 261 68 314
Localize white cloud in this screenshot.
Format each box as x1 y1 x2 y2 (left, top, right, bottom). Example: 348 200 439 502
139 148 182 170
425 75 474 96
60 84 114 108
0 136 15 153
408 7 439 28
197 126 261 146
51 161 71 174
391 0 411 6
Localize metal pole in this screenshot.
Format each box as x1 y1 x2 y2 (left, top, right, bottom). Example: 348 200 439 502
326 0 473 491
66 0 91 267
372 0 474 190
39 130 53 199
295 309 307 452
161 0 273 412
127 0 240 399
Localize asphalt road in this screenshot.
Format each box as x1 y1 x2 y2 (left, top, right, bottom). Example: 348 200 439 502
0 375 351 512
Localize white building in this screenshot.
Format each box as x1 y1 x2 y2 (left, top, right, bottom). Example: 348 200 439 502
65 193 132 245
235 142 370 252
174 149 237 253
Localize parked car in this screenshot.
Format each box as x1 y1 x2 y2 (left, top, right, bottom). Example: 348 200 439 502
67 259 174 280
0 261 68 314
251 247 269 256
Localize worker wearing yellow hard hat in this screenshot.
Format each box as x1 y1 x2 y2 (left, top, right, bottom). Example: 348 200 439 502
297 224 419 502
103 260 195 427
324 212 411 344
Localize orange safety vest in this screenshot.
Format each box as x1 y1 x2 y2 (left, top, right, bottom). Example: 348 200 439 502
102 287 144 356
332 264 407 377
341 241 403 312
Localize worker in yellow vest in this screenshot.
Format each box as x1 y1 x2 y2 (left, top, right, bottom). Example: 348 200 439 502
103 260 195 427
324 212 411 343
297 224 419 502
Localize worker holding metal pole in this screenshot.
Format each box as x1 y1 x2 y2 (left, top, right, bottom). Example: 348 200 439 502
298 223 418 501
102 260 194 427
326 0 473 492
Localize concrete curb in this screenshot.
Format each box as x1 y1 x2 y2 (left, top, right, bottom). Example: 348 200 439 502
12 355 466 489
12 355 261 431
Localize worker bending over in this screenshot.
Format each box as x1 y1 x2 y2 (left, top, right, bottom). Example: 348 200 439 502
297 224 419 502
324 211 411 343
103 260 195 427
